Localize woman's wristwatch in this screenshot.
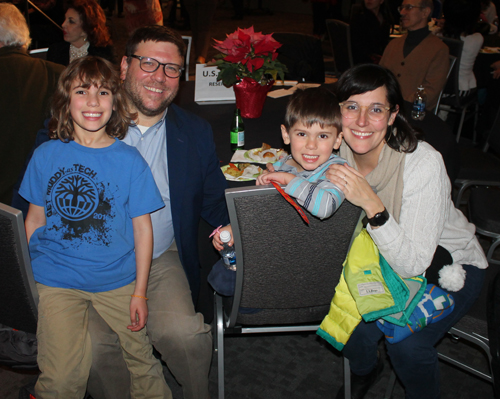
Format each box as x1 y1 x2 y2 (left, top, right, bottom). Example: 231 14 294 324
368 208 389 227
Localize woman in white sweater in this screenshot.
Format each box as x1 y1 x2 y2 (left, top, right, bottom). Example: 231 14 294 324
443 0 483 94
326 64 487 399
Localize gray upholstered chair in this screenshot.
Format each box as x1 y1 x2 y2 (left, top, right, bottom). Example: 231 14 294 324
0 202 38 369
214 185 363 399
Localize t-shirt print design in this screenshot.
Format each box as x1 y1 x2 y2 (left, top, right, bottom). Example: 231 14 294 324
46 163 116 246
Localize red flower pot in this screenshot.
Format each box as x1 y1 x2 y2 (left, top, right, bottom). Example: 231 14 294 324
233 78 274 118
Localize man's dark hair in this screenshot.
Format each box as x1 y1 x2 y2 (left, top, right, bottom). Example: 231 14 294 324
125 25 186 65
283 87 342 133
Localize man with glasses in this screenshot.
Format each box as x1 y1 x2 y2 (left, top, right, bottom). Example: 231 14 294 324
380 0 449 110
86 25 229 399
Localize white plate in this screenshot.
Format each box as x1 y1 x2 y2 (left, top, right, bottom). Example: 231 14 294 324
221 164 263 181
480 47 500 54
244 148 287 164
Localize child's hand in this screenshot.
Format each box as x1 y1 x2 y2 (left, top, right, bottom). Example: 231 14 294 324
255 162 276 186
256 171 294 186
128 296 148 331
212 225 233 251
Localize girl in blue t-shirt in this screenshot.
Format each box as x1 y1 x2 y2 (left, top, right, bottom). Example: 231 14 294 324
20 56 171 398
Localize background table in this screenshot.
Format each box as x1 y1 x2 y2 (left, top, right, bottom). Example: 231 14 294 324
175 82 460 181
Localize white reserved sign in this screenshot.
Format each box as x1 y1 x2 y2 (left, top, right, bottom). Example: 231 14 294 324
194 64 236 105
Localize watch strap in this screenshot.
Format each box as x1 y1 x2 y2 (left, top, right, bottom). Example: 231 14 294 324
368 208 389 227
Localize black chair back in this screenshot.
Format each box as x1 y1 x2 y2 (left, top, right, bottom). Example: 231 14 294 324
272 32 325 83
440 37 464 101
325 19 354 75
0 203 38 334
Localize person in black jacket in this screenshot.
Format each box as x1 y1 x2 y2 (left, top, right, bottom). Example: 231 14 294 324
47 0 114 66
350 0 393 64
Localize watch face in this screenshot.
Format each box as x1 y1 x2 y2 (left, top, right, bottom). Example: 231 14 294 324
369 209 389 227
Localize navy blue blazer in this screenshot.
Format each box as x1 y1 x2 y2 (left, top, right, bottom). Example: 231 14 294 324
165 104 229 298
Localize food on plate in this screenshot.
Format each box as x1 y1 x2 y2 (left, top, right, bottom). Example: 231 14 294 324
244 142 287 163
222 163 263 180
481 47 500 53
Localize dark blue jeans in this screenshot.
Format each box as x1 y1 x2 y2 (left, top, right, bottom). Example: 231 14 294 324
342 264 485 399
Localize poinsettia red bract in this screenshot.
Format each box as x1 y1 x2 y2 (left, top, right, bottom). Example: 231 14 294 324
209 26 287 88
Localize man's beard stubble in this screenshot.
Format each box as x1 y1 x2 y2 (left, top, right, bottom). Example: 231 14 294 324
123 76 179 118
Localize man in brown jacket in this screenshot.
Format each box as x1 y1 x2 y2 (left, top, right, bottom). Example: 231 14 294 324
0 4 64 205
380 0 449 110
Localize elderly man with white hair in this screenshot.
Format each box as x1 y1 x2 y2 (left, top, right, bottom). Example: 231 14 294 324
0 3 64 205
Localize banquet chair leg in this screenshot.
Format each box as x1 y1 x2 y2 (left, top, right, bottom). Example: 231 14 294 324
473 102 479 144
343 357 351 399
215 293 225 399
456 107 467 143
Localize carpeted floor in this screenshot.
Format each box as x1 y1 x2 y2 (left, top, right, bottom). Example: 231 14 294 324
2 330 494 398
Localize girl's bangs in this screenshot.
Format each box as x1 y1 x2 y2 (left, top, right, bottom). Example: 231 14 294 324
73 61 119 93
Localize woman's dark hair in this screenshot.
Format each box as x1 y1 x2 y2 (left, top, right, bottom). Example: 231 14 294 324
49 56 136 142
67 0 111 47
443 0 481 38
361 0 394 27
336 64 420 153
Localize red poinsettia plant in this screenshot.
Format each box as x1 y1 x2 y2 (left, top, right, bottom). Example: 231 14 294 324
210 26 287 88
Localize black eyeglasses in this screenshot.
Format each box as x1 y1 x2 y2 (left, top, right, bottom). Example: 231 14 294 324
130 55 184 78
398 4 425 12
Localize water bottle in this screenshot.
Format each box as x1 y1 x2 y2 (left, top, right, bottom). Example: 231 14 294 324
219 230 237 271
411 85 427 121
230 108 245 152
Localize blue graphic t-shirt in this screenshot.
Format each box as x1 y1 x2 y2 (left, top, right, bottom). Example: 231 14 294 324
19 139 165 292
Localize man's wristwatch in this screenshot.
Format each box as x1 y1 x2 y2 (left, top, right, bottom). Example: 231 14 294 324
367 208 389 227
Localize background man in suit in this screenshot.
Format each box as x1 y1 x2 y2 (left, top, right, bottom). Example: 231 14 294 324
380 0 449 110
86 25 229 399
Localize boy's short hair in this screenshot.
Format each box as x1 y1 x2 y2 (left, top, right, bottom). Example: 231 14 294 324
283 87 341 133
49 56 137 142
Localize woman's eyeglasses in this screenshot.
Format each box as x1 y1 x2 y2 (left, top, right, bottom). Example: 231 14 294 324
339 101 391 121
130 55 184 78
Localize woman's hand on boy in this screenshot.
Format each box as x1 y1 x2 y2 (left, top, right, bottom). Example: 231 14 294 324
128 297 148 332
212 225 233 251
326 164 385 218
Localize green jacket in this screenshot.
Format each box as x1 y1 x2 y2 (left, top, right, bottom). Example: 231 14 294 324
317 230 426 351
